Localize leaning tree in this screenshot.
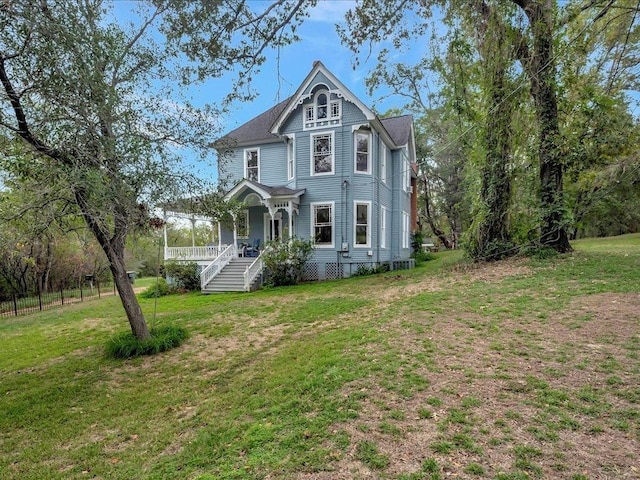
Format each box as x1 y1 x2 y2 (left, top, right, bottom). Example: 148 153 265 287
0 0 311 339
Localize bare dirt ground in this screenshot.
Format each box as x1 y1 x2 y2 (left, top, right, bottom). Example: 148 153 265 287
298 260 640 480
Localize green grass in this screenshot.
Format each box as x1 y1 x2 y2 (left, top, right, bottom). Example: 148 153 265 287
1 234 639 479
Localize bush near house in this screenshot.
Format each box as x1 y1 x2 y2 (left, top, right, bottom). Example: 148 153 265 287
164 261 200 291
262 238 314 287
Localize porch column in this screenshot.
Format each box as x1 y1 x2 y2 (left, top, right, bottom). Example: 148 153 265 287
231 212 238 247
163 213 169 260
288 200 294 241
217 221 222 249
190 217 197 248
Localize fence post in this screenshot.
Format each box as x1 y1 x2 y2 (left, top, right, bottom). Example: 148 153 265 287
13 293 18 316
97 280 101 298
38 285 43 311
60 287 64 305
80 282 83 302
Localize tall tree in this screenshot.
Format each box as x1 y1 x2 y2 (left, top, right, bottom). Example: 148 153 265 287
0 0 310 339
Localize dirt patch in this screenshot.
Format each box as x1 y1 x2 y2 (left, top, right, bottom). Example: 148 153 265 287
299 286 640 480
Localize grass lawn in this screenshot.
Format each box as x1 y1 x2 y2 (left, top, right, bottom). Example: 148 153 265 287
1 234 639 479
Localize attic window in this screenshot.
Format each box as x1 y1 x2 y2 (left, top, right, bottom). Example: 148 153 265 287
304 88 342 130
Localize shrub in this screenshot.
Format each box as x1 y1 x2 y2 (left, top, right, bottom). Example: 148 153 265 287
164 261 200 290
413 250 435 265
105 324 189 359
262 238 314 287
140 277 174 298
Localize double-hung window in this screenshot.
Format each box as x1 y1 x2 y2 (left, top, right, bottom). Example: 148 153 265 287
311 202 334 247
403 156 411 192
380 206 388 249
311 132 334 175
244 148 259 182
402 211 410 249
354 131 371 174
380 146 387 184
354 201 371 247
287 136 295 180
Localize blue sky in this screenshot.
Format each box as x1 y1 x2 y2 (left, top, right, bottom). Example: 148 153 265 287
208 0 414 132
111 1 418 180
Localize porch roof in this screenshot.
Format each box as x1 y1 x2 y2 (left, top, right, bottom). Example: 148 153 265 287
224 179 305 202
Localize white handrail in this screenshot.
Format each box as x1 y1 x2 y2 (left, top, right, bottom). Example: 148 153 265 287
243 253 264 292
200 244 237 289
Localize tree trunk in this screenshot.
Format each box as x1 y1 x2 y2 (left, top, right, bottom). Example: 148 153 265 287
108 250 150 341
421 175 454 249
515 0 572 252
74 188 150 341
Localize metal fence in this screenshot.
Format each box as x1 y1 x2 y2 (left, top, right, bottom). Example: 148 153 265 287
0 281 117 318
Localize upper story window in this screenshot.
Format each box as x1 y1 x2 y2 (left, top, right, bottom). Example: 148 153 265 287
311 131 334 175
304 88 342 130
354 131 371 174
380 145 388 184
287 136 295 180
403 155 411 192
244 148 259 182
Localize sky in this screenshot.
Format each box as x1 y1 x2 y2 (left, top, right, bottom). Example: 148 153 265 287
203 0 414 133
110 0 417 180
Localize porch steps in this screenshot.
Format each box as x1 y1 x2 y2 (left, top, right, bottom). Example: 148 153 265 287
202 257 261 293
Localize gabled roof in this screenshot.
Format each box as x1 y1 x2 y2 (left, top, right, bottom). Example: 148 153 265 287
215 61 414 151
270 60 376 135
225 179 305 202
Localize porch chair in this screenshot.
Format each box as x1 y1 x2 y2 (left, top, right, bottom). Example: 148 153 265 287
245 238 261 257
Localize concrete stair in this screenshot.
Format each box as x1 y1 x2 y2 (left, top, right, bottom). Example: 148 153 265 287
201 257 262 293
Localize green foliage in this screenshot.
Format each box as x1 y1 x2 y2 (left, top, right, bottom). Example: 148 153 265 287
105 325 189 359
140 277 174 298
164 261 200 291
413 251 436 265
262 238 314 287
352 263 390 277
522 245 560 260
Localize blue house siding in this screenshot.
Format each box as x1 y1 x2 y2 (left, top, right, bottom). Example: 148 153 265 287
217 62 417 280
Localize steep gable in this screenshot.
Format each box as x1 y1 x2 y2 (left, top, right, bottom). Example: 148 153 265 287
270 61 376 135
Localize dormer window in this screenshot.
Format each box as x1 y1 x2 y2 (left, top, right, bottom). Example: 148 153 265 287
304 87 342 130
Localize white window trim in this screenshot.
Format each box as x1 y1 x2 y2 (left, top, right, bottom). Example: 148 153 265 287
237 209 250 239
353 200 371 248
403 155 411 193
381 145 387 184
287 135 295 181
354 131 371 175
310 201 334 248
330 100 341 119
244 148 260 183
310 131 335 176
402 211 410 249
380 205 388 249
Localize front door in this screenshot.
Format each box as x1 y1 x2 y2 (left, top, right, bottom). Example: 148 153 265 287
264 213 282 241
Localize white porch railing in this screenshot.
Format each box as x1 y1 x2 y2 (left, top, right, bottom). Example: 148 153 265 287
200 244 237 290
243 252 264 292
166 246 223 261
